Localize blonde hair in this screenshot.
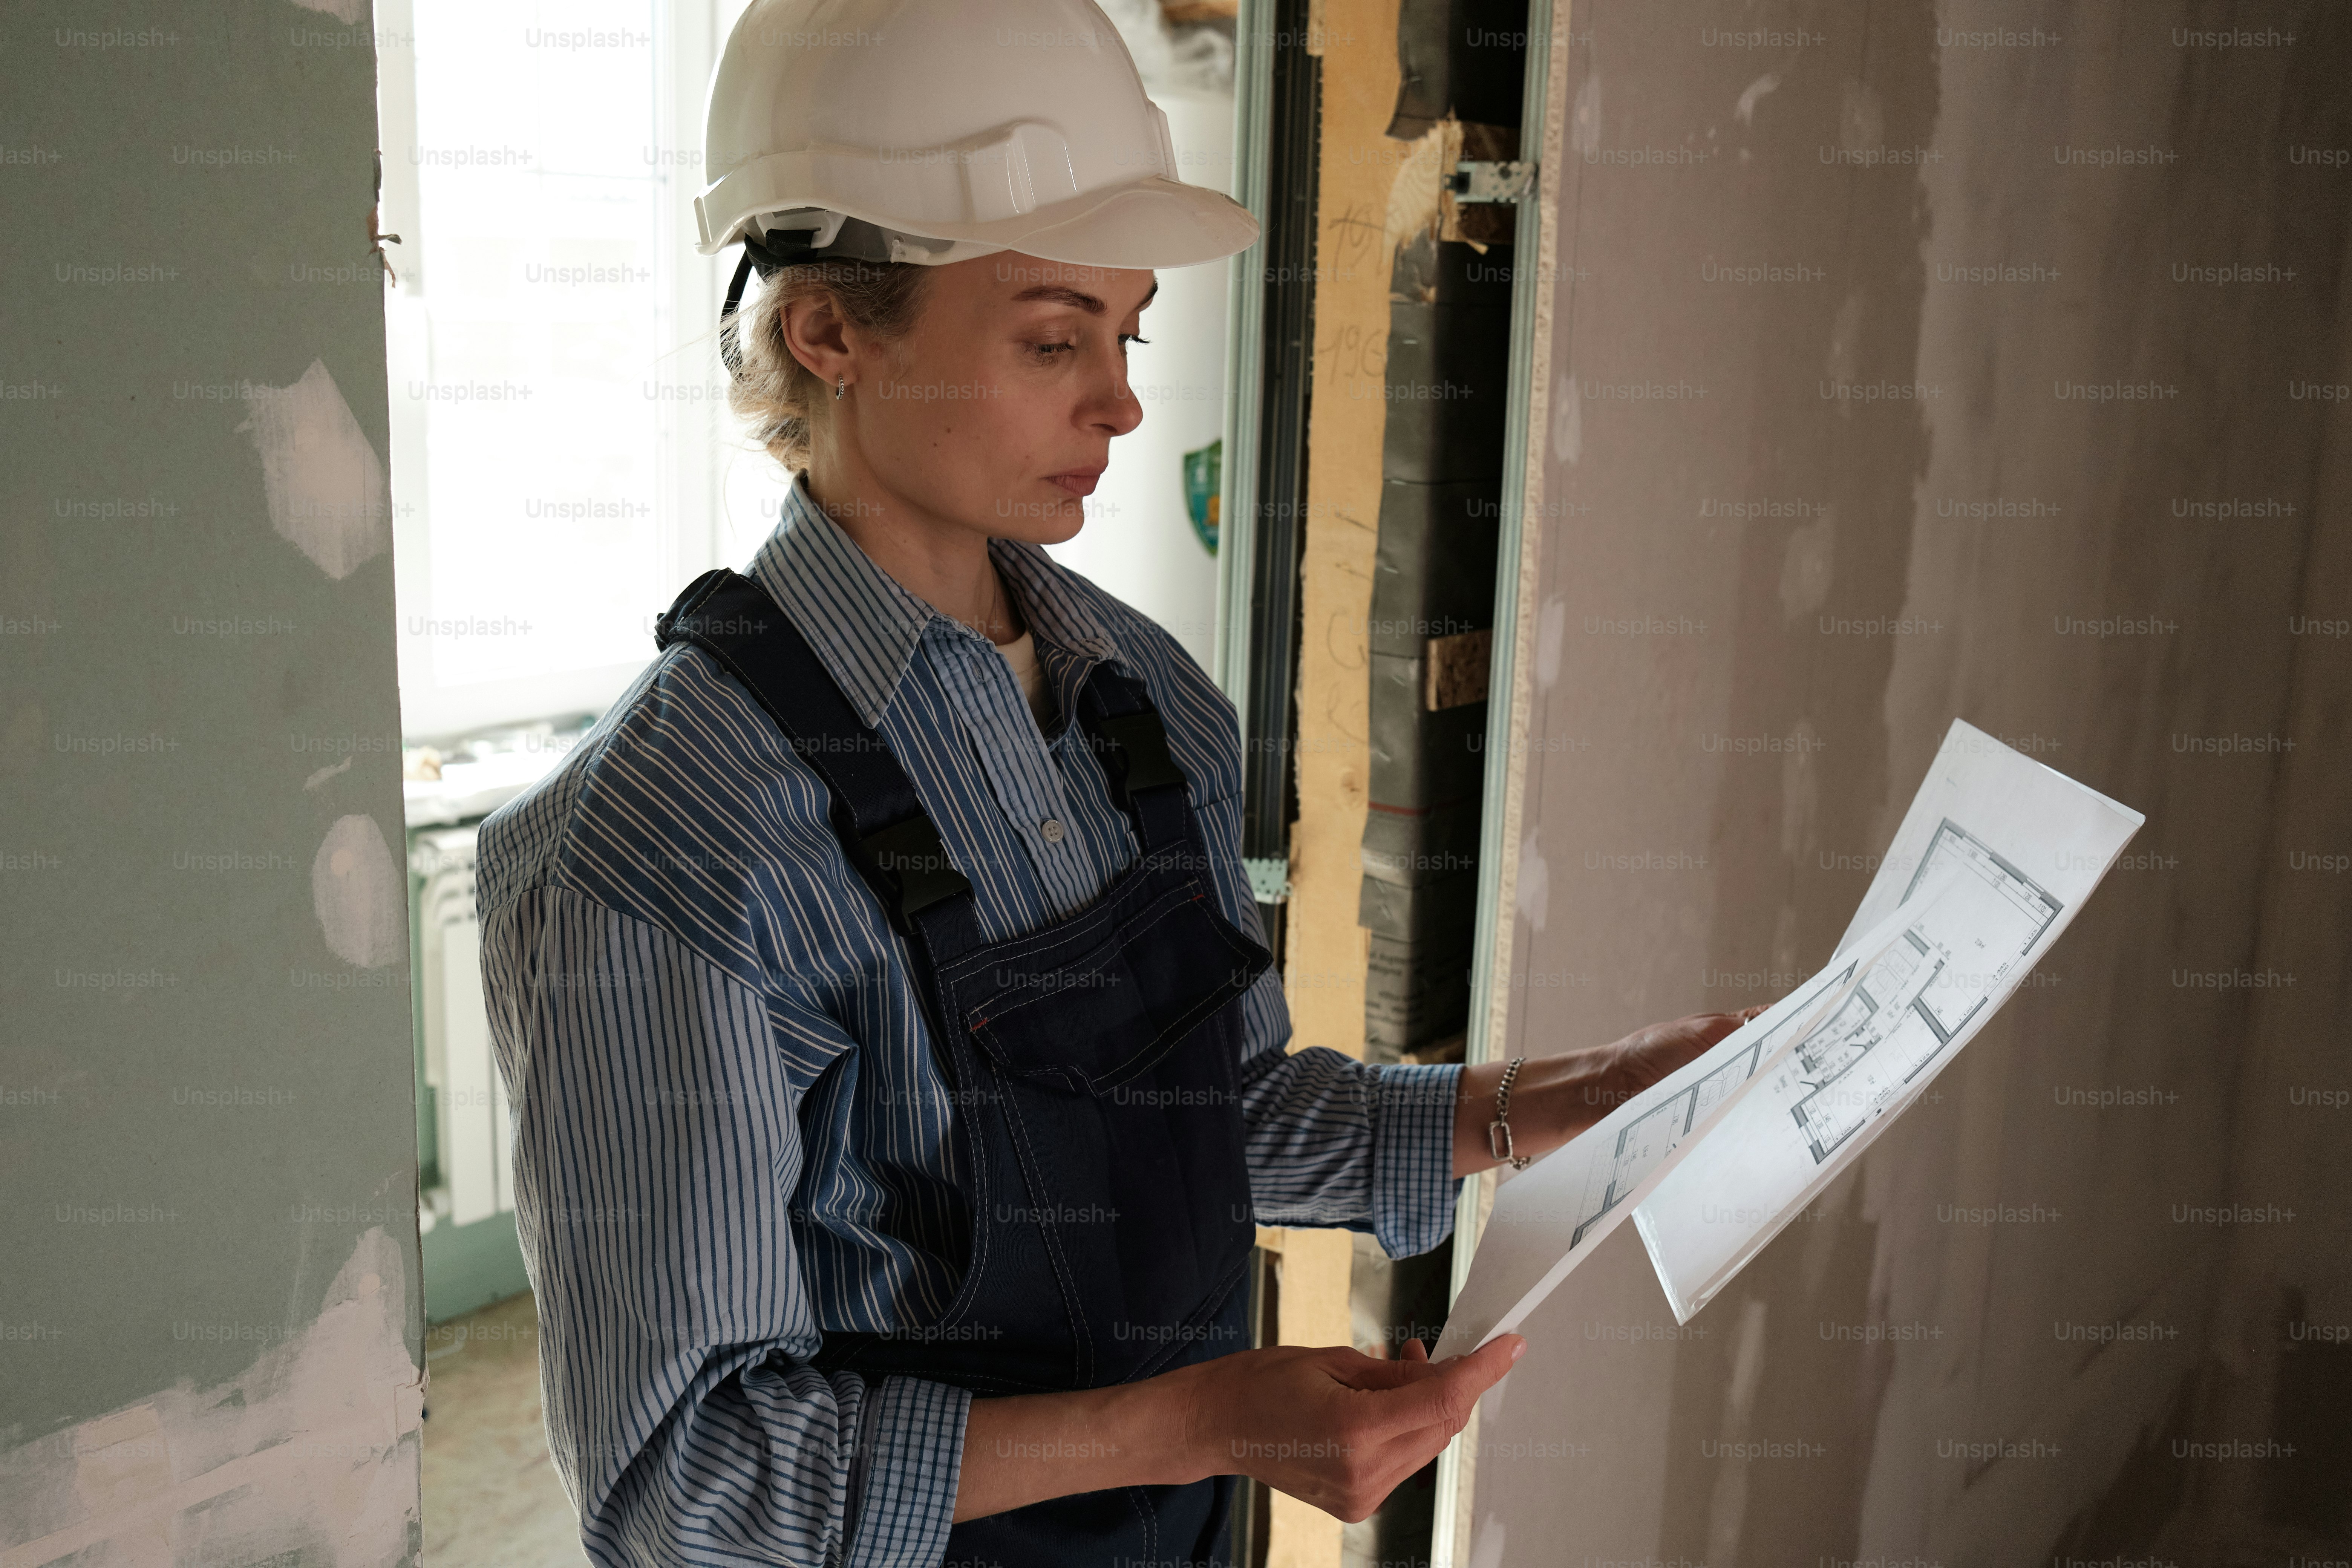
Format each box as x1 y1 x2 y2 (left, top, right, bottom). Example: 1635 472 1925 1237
725 259 934 473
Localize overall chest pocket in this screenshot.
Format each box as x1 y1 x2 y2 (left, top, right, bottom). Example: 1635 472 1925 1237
949 871 1267 1096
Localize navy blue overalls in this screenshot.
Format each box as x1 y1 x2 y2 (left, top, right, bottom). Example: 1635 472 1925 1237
657 568 1272 1568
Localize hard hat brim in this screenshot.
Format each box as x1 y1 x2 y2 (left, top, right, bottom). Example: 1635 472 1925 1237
698 172 1260 270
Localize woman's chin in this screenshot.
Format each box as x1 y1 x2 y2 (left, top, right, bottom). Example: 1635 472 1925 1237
988 488 1090 544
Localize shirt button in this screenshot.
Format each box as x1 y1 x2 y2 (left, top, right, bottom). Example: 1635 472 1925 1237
1040 818 1067 844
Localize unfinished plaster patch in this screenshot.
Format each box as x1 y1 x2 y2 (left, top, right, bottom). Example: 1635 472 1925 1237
311 814 404 968
67 1407 174 1538
1735 73 1782 127
1779 510 1836 619
1551 372 1582 466
1825 293 1865 421
1840 79 1886 155
0 1227 421 1568
1516 828 1550 933
1467 1514 1506 1568
1780 717 1821 858
1571 69 1601 156
1798 1174 1850 1297
1705 1298 1772 1568
1534 596 1566 690
1826 294 1865 385
1771 902 1802 983
303 755 353 792
237 359 389 580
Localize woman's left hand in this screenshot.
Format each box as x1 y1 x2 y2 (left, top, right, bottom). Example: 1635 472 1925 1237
1449 1003 1770 1178
1597 1004 1770 1098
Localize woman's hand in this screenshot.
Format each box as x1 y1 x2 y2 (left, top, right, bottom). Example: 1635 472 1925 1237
1598 1005 1770 1098
1171 1333 1524 1521
1450 1004 1771 1178
954 1332 1525 1524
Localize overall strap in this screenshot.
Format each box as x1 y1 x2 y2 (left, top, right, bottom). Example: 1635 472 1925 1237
655 569 987 965
1070 661 1193 859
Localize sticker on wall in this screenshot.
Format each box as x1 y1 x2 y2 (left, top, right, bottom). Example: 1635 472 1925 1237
1182 439 1220 555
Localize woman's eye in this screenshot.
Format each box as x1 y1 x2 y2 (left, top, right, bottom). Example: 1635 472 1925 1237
1119 334 1150 349
1031 340 1076 358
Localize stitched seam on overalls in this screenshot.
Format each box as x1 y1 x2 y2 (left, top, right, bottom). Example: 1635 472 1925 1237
959 882 1205 1031
923 966 992 1337
985 897 1261 1086
995 1083 1095 1389
1123 1483 1159 1565
939 867 1179 982
1092 910 1261 1082
932 847 1184 979
1129 1249 1253 1383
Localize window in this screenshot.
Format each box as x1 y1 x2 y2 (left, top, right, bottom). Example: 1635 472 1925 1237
377 0 786 740
377 0 1234 743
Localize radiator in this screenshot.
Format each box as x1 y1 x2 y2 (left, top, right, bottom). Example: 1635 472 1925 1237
412 826 512 1229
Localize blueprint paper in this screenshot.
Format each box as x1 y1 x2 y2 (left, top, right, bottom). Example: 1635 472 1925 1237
1834 720 2139 956
1631 720 2144 1323
1435 881 1952 1357
1439 721 2142 1352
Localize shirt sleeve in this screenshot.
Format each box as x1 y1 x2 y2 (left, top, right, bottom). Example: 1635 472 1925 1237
481 885 969 1568
1230 956 1466 1260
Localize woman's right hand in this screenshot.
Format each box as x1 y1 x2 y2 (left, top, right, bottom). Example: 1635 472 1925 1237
1171 1332 1526 1521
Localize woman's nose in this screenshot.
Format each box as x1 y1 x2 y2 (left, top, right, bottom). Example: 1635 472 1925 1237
1087 350 1144 438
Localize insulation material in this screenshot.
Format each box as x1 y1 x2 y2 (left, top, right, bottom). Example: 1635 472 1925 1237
1358 216 1514 1054
1386 0 1530 139
1375 234 1514 484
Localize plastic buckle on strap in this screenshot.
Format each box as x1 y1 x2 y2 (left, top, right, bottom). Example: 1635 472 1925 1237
860 815 972 920
1095 710 1184 796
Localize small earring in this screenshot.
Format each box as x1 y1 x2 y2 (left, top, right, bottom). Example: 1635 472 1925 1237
835 374 847 400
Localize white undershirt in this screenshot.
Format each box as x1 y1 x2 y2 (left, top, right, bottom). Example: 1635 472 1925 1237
990 628 1053 727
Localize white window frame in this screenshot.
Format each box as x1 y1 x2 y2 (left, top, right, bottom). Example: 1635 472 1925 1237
375 0 772 742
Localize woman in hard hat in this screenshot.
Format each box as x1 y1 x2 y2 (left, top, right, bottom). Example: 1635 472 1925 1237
477 2 1753 1564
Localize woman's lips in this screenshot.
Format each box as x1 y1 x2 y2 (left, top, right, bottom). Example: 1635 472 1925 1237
1046 470 1103 497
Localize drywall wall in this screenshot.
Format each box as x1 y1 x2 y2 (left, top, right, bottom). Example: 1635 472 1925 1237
1461 0 2352 1563
0 4 424 1564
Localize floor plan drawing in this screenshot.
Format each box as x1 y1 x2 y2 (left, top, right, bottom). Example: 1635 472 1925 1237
1783 819 2064 1164
1573 1034 1769 1246
1435 934 1892 1354
1632 727 2139 1325
1442 722 2144 1345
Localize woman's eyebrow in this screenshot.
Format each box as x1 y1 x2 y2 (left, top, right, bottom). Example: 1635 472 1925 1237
1010 281 1160 315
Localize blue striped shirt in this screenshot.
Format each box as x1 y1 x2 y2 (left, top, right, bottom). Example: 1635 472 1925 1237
475 475 1465 1567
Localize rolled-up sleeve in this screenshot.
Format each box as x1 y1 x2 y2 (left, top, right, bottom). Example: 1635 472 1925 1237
481 885 968 1568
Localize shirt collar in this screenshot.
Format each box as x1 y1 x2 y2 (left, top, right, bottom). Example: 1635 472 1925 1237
747 474 1124 729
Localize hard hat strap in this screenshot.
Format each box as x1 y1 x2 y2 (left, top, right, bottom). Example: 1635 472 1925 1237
717 217 914 376
718 248 760 378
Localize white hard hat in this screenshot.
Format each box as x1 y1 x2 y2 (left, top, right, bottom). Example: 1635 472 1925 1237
696 0 1259 272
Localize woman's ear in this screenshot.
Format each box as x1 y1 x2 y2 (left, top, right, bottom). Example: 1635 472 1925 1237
779 290 852 384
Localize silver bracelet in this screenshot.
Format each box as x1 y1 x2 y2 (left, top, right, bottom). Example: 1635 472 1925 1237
1487 1056 1532 1170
